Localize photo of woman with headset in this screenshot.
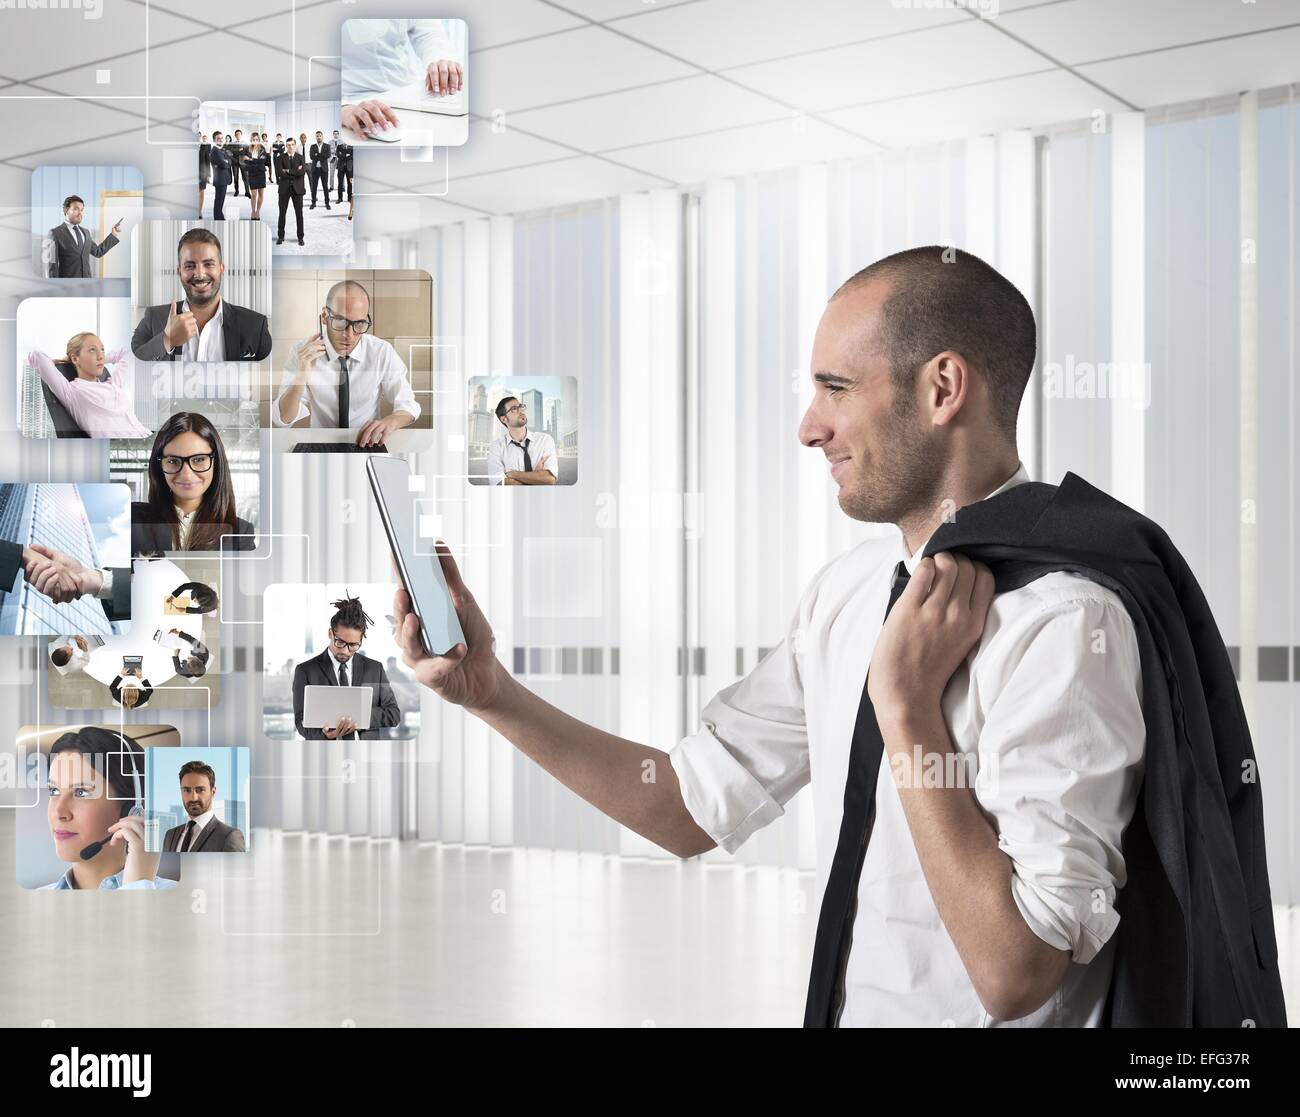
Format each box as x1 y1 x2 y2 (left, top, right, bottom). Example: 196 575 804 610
40 727 177 890
131 411 256 557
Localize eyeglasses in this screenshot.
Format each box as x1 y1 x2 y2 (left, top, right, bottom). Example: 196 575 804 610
323 308 372 334
158 453 213 474
330 631 362 652
503 403 524 417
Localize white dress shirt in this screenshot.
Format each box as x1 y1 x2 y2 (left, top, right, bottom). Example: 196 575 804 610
177 808 214 851
175 506 197 549
669 464 1146 1027
342 18 456 101
64 219 85 247
486 429 557 485
275 331 421 428
180 298 225 363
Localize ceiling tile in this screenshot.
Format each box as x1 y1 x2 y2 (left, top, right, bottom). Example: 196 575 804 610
508 74 784 151
446 155 665 213
611 0 966 71
558 0 702 20
469 25 698 114
726 19 1051 112
1001 0 1300 67
1076 25 1300 108
822 68 1127 148
447 120 578 176
610 116 876 183
453 0 587 49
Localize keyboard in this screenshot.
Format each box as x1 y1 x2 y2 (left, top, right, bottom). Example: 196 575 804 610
291 442 389 454
378 81 468 117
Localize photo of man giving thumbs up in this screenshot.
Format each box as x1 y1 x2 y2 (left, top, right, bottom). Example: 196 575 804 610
131 227 272 363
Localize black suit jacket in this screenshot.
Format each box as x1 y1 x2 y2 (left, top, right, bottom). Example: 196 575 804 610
48 223 118 279
0 539 131 623
808 473 1287 1029
276 152 306 195
163 815 245 852
309 141 331 169
199 143 211 178
208 144 232 187
336 143 353 173
131 299 272 363
292 649 402 740
130 501 255 557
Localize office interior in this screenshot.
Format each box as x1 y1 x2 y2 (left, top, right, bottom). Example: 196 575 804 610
0 1 1296 1028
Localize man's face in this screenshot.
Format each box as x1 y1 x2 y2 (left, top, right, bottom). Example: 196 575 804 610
333 131 339 140
797 279 948 526
499 400 525 432
64 201 84 225
180 774 215 817
235 131 242 140
176 240 224 308
323 291 370 357
330 624 363 664
316 131 323 141
212 133 222 144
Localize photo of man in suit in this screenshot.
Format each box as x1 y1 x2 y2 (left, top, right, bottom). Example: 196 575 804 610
162 760 246 852
275 136 307 246
208 130 233 221
227 129 246 197
48 195 122 279
335 138 353 205
291 593 401 740
308 130 332 210
131 228 272 363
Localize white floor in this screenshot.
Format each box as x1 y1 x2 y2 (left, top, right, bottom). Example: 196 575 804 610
199 186 355 258
3 816 1295 1027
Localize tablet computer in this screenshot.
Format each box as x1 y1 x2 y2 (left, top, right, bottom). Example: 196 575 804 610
302 684 373 730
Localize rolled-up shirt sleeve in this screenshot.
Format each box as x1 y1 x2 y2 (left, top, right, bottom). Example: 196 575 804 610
973 590 1145 964
670 574 825 855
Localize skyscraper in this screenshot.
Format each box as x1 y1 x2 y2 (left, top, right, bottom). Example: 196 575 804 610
0 484 118 636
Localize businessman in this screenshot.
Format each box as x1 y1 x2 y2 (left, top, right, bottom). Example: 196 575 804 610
271 132 286 182
131 227 272 362
48 195 122 278
308 130 332 210
291 594 401 740
392 246 1285 1029
275 136 307 246
162 760 246 852
275 278 420 445
486 396 557 485
335 138 353 205
208 130 233 221
227 129 246 197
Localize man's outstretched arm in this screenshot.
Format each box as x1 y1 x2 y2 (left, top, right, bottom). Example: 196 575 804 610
393 544 716 859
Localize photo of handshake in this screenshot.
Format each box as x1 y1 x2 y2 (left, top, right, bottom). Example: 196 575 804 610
21 544 101 605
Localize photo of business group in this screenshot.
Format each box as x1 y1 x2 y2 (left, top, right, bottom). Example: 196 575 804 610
468 377 578 486
109 405 260 557
263 584 420 741
269 269 432 451
15 724 182 890
341 18 468 148
130 221 273 365
144 747 248 854
46 558 220 710
198 102 354 257
31 166 142 280
16 297 150 439
0 483 132 636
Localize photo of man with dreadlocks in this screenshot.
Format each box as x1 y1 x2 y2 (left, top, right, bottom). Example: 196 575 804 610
290 591 402 740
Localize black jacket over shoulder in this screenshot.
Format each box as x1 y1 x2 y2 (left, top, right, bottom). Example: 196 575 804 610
923 471 1286 1027
131 501 255 557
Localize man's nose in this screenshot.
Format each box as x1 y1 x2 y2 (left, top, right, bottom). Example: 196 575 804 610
797 400 828 448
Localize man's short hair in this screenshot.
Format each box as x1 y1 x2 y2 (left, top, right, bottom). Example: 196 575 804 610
234 129 242 135
325 278 370 312
495 396 518 422
51 646 71 668
212 130 223 140
833 246 1036 442
179 760 216 789
62 195 84 212
177 227 222 262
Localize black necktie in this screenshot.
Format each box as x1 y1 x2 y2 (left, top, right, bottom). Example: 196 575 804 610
520 438 532 473
73 225 83 249
180 819 196 852
338 661 355 740
804 559 913 1027
337 356 350 428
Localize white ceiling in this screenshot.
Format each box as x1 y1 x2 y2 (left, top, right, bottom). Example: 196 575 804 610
4 0 1300 234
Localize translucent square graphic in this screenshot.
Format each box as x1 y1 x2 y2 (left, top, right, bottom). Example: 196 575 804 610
522 538 603 618
399 130 435 162
446 433 465 453
96 70 111 85
407 474 426 492
418 513 441 539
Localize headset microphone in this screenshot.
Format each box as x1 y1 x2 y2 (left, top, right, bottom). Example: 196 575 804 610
78 732 146 860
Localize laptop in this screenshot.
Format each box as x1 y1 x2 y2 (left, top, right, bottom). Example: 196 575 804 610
302 684 373 730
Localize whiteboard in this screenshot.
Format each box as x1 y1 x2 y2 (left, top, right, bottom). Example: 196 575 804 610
97 190 144 279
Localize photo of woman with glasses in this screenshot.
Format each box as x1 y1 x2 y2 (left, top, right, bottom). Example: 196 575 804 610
273 278 421 447
131 411 255 556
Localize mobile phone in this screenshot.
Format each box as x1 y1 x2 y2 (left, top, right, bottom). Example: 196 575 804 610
366 456 466 657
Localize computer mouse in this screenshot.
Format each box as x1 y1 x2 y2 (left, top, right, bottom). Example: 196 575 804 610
365 125 404 143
